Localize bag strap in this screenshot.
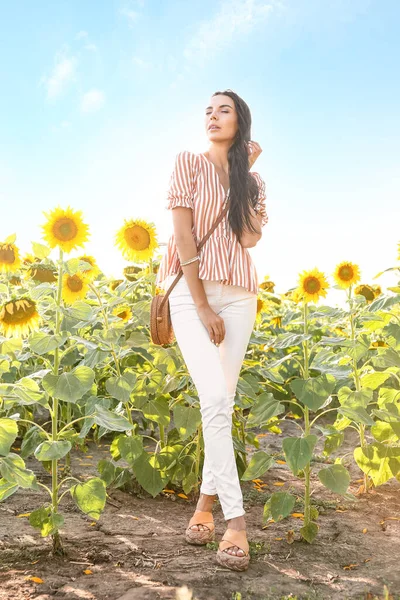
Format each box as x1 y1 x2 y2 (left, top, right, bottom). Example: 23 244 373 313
159 198 230 308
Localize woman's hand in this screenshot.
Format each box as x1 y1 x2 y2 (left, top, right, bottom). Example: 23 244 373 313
246 141 262 169
196 305 226 345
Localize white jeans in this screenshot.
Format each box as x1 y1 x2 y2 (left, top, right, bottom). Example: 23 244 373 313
165 274 257 520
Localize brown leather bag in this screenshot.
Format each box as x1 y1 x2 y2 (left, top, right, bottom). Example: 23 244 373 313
150 199 230 346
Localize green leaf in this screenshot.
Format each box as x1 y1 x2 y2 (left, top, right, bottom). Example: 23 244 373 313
173 404 202 440
290 375 336 411
29 332 67 355
300 522 319 543
105 371 136 403
34 440 72 461
31 241 51 259
241 451 275 481
0 418 18 456
97 459 118 486
93 405 134 432
318 464 350 495
270 492 296 522
14 378 46 406
20 427 48 459
141 397 170 427
371 420 399 443
282 435 317 475
337 406 375 426
118 434 144 465
338 387 373 409
133 452 168 497
323 431 344 456
67 301 94 321
246 393 284 428
43 366 95 403
70 478 106 519
29 506 64 537
0 453 37 489
354 443 400 486
0 477 19 501
361 372 391 390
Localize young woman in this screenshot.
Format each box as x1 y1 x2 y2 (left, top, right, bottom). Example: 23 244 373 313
155 89 268 571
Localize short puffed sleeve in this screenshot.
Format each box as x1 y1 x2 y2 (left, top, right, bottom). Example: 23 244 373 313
251 171 269 227
166 151 196 210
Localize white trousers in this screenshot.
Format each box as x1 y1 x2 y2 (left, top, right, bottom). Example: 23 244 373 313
165 274 257 520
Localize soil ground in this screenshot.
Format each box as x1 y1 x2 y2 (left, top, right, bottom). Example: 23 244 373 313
0 420 399 600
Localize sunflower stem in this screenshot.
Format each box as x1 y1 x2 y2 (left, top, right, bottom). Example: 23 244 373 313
50 247 64 552
348 286 369 493
302 300 312 530
89 282 134 427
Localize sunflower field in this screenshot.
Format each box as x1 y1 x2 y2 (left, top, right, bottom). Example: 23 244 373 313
0 205 400 559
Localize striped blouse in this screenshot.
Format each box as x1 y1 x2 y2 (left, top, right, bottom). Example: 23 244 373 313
156 150 268 295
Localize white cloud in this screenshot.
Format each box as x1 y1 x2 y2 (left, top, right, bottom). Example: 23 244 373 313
84 43 98 52
41 51 77 100
76 30 88 40
80 89 105 113
132 56 151 69
120 7 139 25
183 0 281 65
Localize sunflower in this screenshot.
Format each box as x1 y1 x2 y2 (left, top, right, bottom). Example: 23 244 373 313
369 339 389 349
77 255 101 282
123 265 142 281
112 304 133 322
296 268 329 304
62 272 89 304
270 316 282 328
259 278 275 292
398 241 400 261
333 261 361 289
27 263 57 283
42 206 90 253
0 242 21 274
22 253 38 266
109 279 124 291
0 297 40 337
256 297 264 314
354 284 375 303
9 276 22 286
115 219 158 262
371 284 382 298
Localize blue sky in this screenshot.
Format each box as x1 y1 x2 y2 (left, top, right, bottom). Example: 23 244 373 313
1 0 399 308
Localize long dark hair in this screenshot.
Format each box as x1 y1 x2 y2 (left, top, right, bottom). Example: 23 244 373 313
212 89 261 239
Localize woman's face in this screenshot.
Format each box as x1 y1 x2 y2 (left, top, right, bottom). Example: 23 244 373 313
205 95 239 144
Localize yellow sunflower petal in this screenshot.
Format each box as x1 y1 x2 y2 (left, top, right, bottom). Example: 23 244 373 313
333 261 361 289
62 272 89 304
0 242 21 274
42 206 90 253
297 268 329 304
0 297 41 338
115 219 158 262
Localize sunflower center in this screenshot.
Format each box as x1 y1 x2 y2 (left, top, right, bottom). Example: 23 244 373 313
0 245 16 265
53 218 78 242
304 277 321 294
117 310 127 319
67 275 83 292
124 225 150 251
339 266 354 281
1 299 37 325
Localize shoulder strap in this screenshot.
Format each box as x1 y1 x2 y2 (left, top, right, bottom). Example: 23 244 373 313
159 199 230 306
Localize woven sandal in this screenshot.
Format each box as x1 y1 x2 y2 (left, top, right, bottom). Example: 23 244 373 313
216 528 250 571
185 510 215 545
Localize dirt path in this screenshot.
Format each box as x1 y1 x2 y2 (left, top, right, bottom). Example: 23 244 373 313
0 421 399 600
